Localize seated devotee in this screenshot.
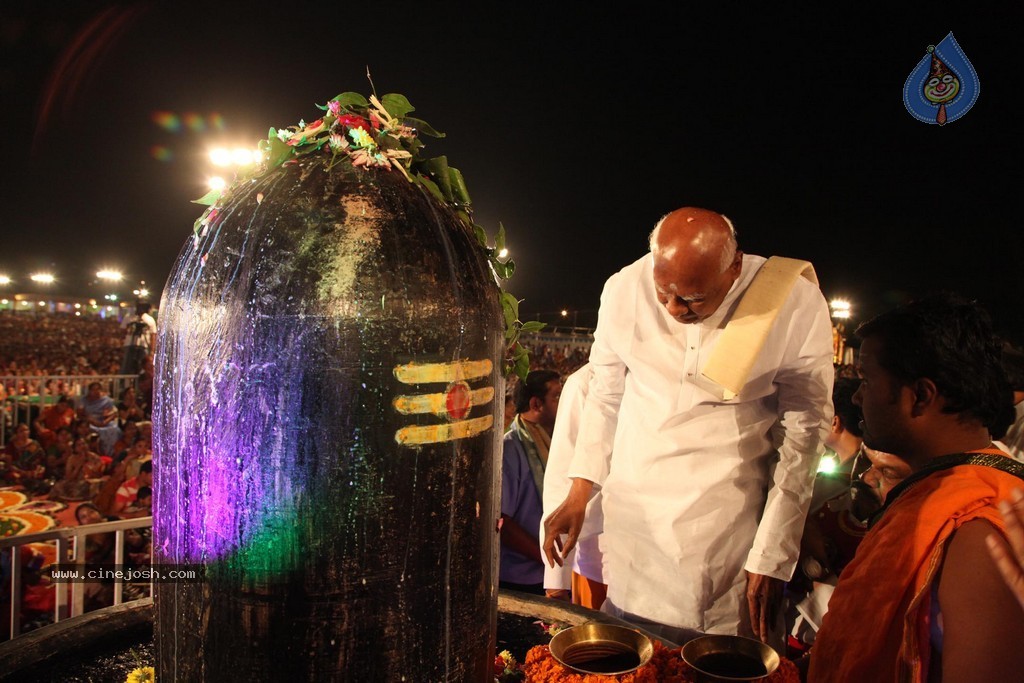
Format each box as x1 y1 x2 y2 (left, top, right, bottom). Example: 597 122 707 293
32 395 75 449
111 419 140 461
806 294 1024 682
3 423 47 491
78 381 117 427
111 460 152 516
45 425 74 479
117 386 146 427
74 502 118 610
499 370 561 595
0 546 55 637
48 437 106 502
94 446 142 516
996 343 1024 461
132 485 152 516
541 364 608 610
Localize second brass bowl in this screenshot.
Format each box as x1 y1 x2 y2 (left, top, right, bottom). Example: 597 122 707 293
681 634 780 682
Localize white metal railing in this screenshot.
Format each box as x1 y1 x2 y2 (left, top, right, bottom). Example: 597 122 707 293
0 515 153 641
0 374 139 445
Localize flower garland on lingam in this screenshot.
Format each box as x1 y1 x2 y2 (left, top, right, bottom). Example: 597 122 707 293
191 87 542 378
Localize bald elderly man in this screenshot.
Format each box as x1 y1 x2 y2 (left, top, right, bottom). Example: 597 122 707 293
543 207 834 644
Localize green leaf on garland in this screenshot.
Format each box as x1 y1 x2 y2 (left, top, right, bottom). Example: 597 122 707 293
261 135 293 169
425 156 453 201
512 344 531 380
191 188 222 206
491 260 510 279
472 223 487 247
414 174 446 205
405 137 425 156
403 117 445 138
334 92 369 109
492 258 515 279
520 320 546 333
378 135 401 151
449 167 471 206
501 292 519 328
381 93 415 118
495 222 506 252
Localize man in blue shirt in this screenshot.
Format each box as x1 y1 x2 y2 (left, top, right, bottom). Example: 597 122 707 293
499 370 561 594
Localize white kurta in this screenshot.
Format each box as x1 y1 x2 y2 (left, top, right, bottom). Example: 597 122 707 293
567 253 834 635
541 364 608 591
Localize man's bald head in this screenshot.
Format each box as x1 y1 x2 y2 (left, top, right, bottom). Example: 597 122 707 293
649 207 743 324
649 207 738 272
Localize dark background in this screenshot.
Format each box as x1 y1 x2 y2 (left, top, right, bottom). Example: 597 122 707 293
2 2 1021 340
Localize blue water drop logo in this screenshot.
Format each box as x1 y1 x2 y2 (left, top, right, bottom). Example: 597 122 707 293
903 32 980 125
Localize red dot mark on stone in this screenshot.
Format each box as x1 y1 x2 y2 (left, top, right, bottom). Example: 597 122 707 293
445 381 472 420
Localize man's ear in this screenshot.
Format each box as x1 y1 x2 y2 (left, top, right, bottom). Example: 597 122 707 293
528 396 543 414
832 415 843 432
909 378 939 417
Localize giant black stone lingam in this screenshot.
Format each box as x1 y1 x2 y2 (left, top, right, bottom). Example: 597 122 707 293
153 107 504 680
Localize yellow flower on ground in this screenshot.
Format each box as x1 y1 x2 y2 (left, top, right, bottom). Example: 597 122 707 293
126 666 155 683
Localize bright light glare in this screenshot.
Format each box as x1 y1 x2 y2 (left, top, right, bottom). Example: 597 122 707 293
209 148 232 166
832 310 851 319
561 309 568 317
208 176 227 191
211 147 259 166
30 273 55 284
139 288 149 297
96 269 123 281
1 299 7 304
38 301 45 306
0 275 10 285
830 299 851 311
817 455 838 474
74 303 81 309
497 248 509 259
231 148 254 165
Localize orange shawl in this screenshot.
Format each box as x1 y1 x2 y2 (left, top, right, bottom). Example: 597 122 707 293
808 448 1020 683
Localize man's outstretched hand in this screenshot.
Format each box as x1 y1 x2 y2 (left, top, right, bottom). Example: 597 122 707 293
542 478 594 568
746 571 783 643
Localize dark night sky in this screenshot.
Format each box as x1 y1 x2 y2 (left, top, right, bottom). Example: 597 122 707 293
1 2 1022 340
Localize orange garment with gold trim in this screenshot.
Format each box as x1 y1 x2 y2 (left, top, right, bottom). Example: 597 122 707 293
808 448 1017 683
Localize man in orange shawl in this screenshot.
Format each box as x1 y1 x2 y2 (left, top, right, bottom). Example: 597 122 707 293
807 294 1024 682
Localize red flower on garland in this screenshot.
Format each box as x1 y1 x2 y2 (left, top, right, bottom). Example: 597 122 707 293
338 114 372 132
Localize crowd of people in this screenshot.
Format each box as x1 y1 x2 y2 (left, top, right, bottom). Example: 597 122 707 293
1 309 157 633
1 381 153 498
0 313 124 379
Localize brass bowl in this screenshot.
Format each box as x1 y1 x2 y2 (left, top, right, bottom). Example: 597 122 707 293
681 635 780 682
549 623 653 676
